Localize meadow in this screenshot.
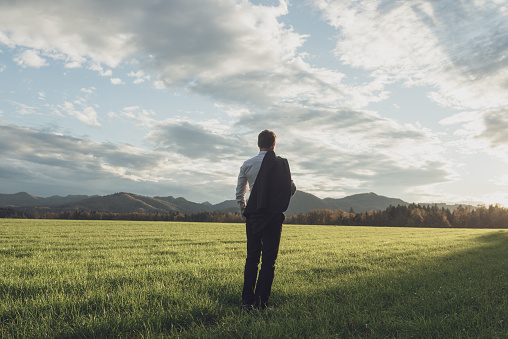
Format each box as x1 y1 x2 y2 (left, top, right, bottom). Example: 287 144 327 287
1 219 507 338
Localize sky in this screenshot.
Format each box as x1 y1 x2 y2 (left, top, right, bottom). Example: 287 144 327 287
1 0 507 206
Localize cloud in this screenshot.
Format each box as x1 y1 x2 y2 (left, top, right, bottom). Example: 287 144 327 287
14 49 48 68
0 121 240 202
0 1 295 74
439 108 508 162
0 0 360 109
0 122 156 172
118 106 156 126
0 122 184 191
481 109 508 147
147 120 247 161
231 99 455 195
316 0 508 110
88 64 112 76
81 87 96 95
128 70 150 84
58 101 101 127
10 101 42 115
0 1 134 68
110 78 124 85
134 1 300 84
4 0 500 114
64 60 82 68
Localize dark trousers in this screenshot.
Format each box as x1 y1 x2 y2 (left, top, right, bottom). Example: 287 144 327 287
242 213 284 307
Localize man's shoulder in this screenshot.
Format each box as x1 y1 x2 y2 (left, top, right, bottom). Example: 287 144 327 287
243 154 259 164
275 155 289 163
241 152 264 168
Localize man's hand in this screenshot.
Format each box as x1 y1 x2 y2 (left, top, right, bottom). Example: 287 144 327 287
238 202 245 211
238 202 246 219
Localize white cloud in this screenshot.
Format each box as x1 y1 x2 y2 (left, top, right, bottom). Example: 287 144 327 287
128 70 150 84
140 101 455 199
110 78 124 85
81 87 96 95
147 120 243 161
153 80 165 90
0 0 393 114
316 0 508 110
0 1 331 106
496 174 508 187
0 1 134 68
481 109 508 147
14 49 48 68
0 122 159 179
118 106 156 126
10 101 41 115
0 1 295 77
58 101 101 127
88 64 112 76
65 61 82 68
0 122 241 202
439 108 508 162
0 64 5 72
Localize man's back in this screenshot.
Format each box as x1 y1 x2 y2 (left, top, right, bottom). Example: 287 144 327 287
236 151 296 214
244 151 292 216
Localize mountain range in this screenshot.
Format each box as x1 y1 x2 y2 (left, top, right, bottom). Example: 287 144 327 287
0 191 467 215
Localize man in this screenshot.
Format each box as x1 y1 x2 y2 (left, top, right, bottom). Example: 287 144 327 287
236 130 296 310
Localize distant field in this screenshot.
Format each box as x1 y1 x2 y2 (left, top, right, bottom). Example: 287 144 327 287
1 219 507 338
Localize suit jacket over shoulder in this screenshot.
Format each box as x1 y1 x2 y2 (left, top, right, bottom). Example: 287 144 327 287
243 151 292 232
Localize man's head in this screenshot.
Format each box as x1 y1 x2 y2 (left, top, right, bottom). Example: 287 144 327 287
258 130 276 150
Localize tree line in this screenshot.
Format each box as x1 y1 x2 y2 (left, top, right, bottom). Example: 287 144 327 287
0 208 244 223
1 203 507 228
285 203 508 228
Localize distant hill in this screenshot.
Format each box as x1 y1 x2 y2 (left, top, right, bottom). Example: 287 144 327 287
1 191 416 215
61 193 180 214
210 200 238 213
286 191 330 215
0 192 95 207
40 194 97 206
0 192 40 207
286 191 408 214
155 196 211 214
324 192 408 213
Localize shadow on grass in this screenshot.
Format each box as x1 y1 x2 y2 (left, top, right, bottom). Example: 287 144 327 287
147 230 507 338
268 230 508 338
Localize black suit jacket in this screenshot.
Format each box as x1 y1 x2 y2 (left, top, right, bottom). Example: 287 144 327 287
243 151 292 233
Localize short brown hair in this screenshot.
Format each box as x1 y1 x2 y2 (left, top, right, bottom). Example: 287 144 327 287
258 130 276 149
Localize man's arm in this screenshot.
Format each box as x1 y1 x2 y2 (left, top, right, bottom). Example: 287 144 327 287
290 180 296 196
235 165 248 214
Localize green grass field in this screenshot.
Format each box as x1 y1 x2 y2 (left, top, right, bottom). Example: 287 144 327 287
1 219 507 338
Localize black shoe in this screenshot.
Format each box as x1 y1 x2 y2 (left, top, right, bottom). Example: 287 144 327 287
241 304 255 312
257 302 267 310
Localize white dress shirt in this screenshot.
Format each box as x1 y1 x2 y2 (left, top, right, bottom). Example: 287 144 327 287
236 151 296 213
236 151 267 211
